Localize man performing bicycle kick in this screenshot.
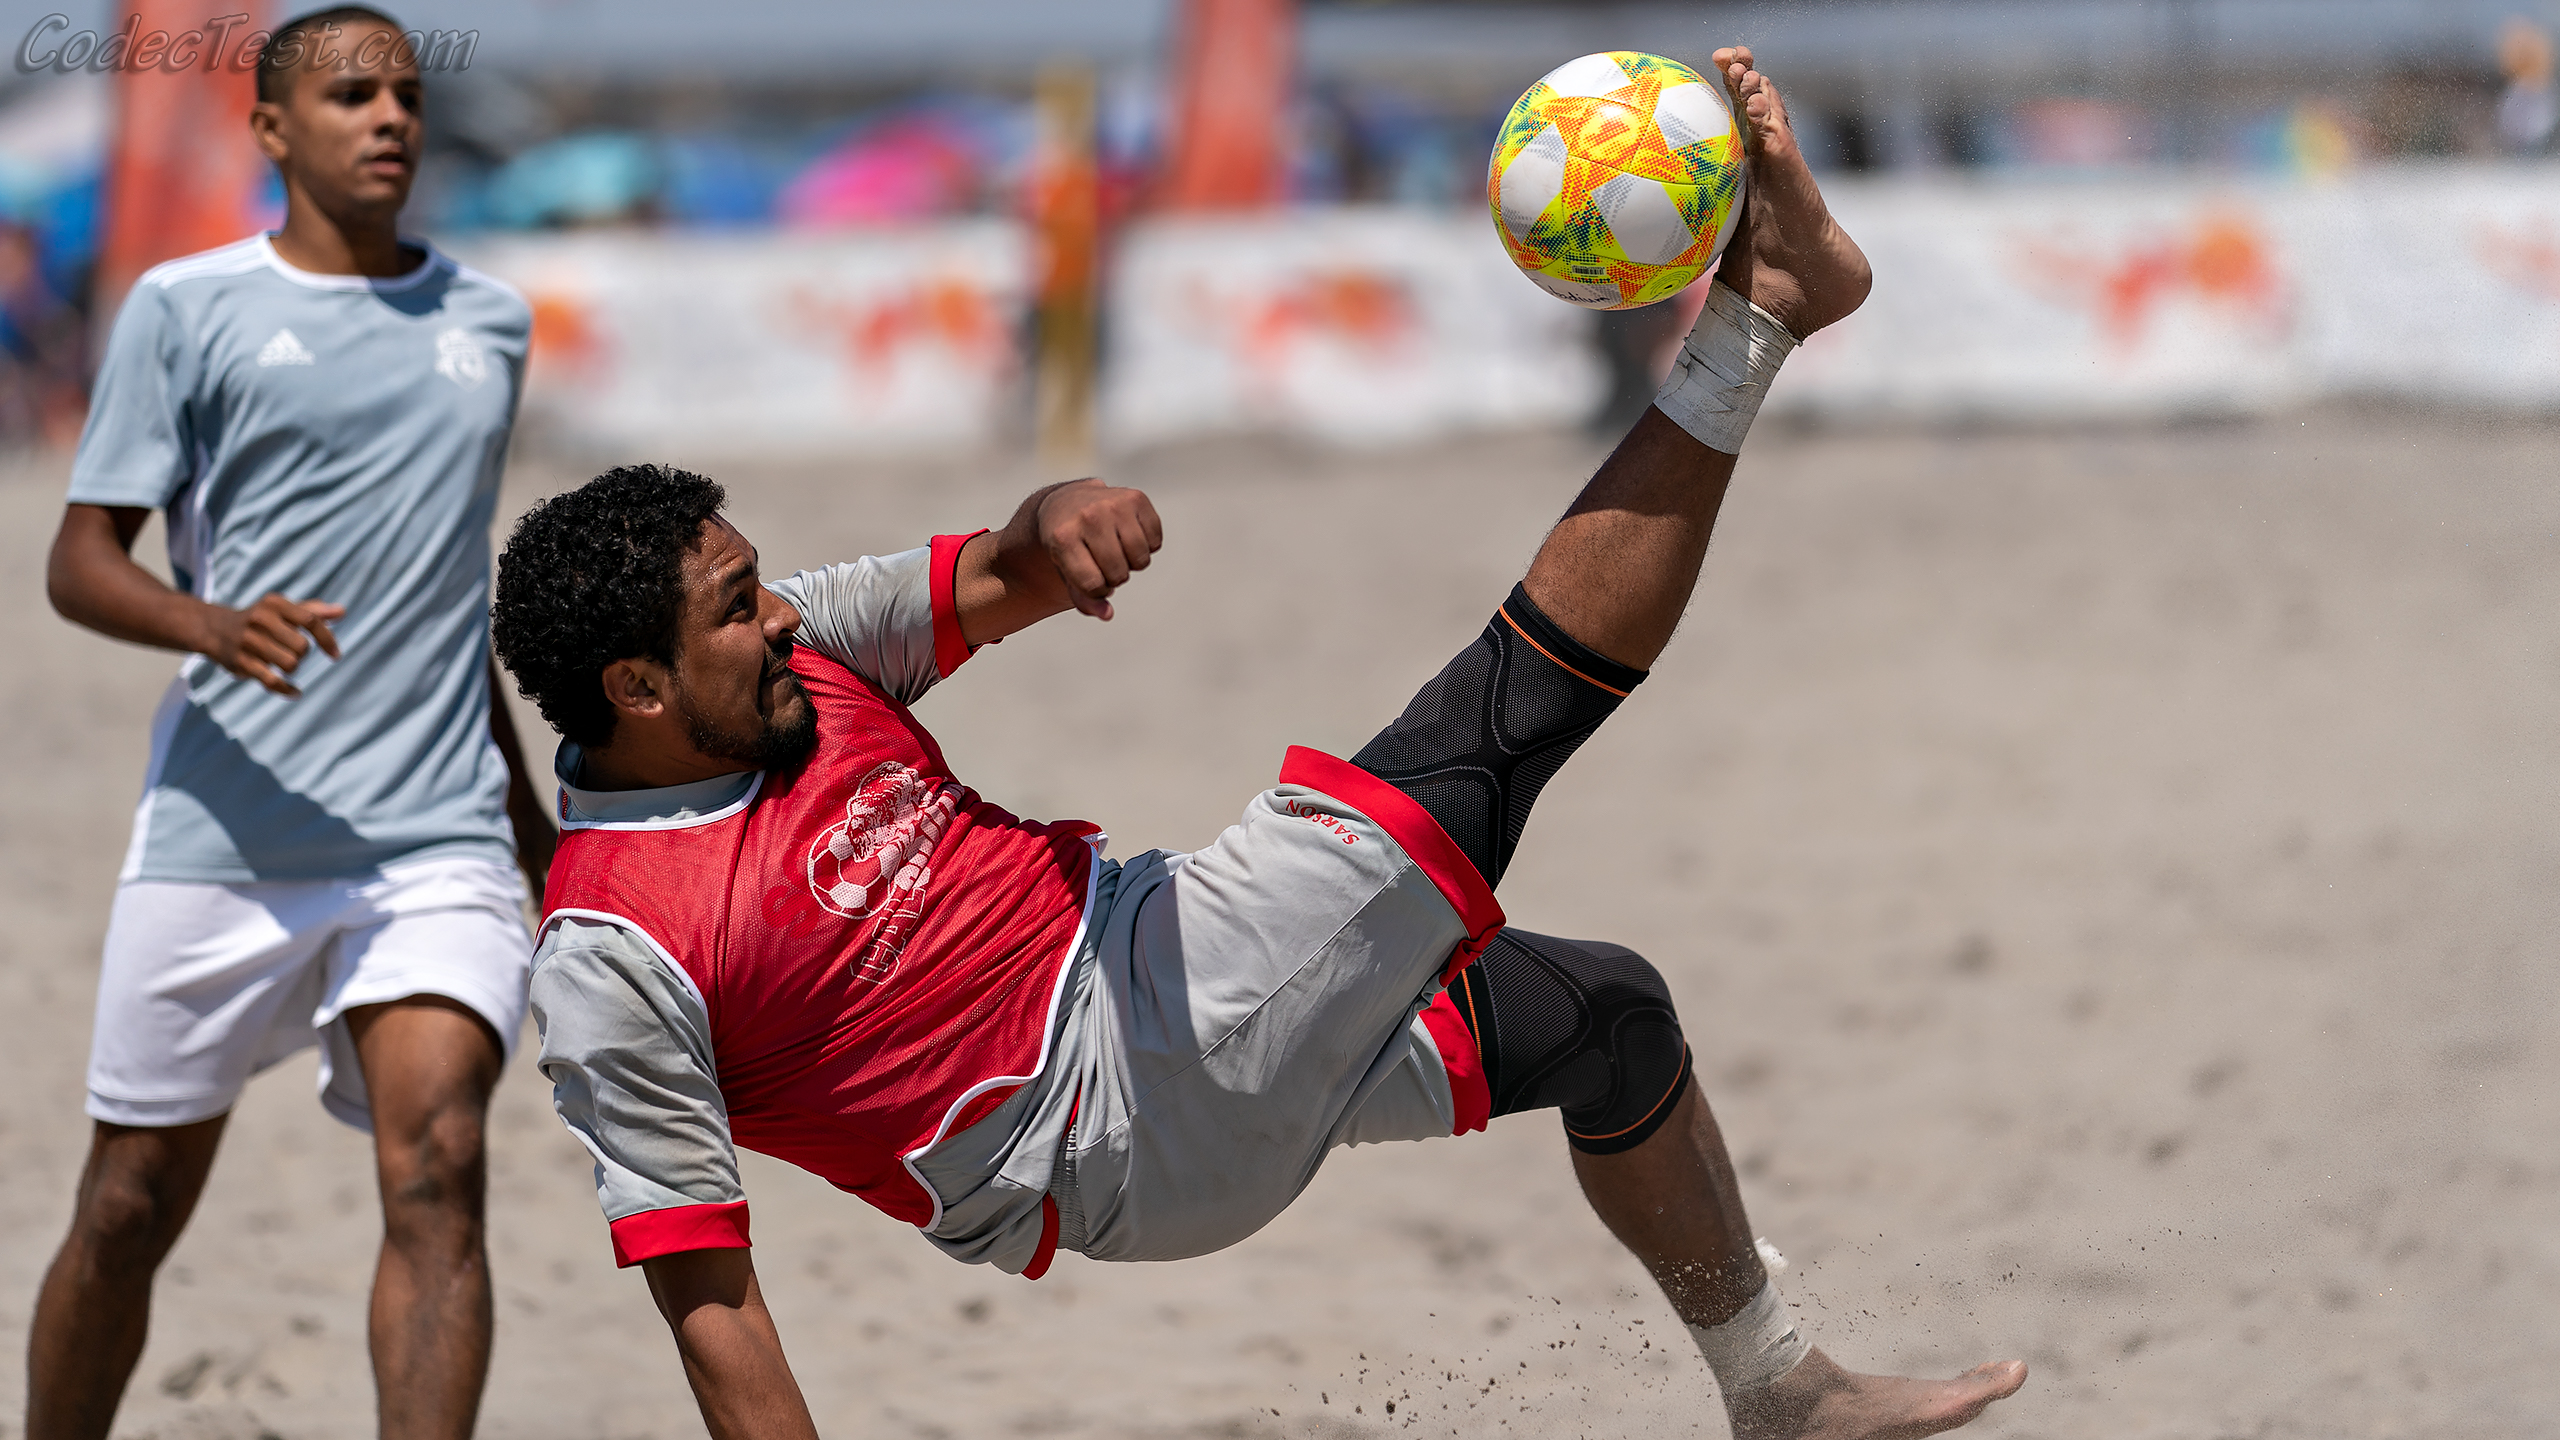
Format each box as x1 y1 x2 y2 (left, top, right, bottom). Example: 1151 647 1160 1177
494 47 2028 1440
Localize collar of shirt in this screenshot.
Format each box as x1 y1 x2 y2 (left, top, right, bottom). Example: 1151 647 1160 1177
553 743 758 827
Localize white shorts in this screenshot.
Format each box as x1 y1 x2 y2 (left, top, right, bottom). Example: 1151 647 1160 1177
86 853 534 1132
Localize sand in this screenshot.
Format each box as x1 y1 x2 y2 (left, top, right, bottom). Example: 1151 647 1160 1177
0 410 2553 1439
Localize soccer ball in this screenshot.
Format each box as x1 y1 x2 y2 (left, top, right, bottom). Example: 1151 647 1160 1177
1488 51 1747 310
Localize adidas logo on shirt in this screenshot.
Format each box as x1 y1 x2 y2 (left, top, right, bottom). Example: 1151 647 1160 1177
256 328 315 367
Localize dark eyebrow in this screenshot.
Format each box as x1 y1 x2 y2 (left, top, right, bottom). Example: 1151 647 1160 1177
716 556 756 597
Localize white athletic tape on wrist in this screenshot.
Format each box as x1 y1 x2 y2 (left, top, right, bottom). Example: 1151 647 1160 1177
1652 280 1799 456
1687 1239 1812 1395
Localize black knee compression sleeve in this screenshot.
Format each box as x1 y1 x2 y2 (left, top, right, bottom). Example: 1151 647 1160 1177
1350 583 1646 890
1446 929 1694 1155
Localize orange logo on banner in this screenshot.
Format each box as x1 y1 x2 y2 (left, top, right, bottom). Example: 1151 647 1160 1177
789 278 1009 377
1166 267 1417 384
527 292 604 378
2021 212 2287 347
1234 269 1416 365
2475 221 2560 301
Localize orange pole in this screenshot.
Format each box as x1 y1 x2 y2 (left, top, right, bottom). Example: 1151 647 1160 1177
1157 0 1296 211
94 0 267 321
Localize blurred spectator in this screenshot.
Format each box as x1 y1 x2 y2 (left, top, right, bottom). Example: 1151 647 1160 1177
2371 66 2477 157
0 76 103 449
487 133 662 228
2497 17 2557 154
0 220 87 450
660 136 801 228
2004 99 2160 168
781 104 1027 227
2233 100 2369 176
784 113 981 227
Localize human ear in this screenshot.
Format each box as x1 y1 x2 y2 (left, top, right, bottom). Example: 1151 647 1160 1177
600 659 669 721
250 102 289 165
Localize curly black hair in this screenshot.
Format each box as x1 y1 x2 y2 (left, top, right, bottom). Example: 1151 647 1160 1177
492 464 727 749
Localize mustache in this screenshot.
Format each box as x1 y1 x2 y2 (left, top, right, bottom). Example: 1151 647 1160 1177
760 634 798 683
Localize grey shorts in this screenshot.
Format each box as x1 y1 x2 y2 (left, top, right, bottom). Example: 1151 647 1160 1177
913 748 1505 1272
1058 746 1502 1262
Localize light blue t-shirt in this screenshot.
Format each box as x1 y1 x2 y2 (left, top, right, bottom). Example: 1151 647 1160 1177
67 235 532 883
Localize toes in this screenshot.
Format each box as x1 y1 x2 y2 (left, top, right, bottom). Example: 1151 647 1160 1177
1930 1361 2029 1425
1963 1360 2028 1398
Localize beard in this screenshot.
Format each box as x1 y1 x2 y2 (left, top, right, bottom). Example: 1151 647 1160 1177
677 641 820 773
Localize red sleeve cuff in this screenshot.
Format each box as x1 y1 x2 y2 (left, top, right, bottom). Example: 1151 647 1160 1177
1276 746 1506 983
608 1201 752 1268
929 530 990 680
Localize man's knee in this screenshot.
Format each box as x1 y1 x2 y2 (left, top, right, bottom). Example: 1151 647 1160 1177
70 1141 209 1272
1551 942 1692 1156
1461 930 1694 1154
376 1102 489 1238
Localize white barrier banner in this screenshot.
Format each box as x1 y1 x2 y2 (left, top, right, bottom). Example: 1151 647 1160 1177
452 167 2557 458
456 225 1027 458
1777 165 2560 423
1100 209 1606 448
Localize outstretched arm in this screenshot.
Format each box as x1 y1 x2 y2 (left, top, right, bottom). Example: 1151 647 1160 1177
952 477 1162 645
642 1249 819 1440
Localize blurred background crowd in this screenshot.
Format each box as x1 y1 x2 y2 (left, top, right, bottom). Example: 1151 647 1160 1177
1 0 2557 455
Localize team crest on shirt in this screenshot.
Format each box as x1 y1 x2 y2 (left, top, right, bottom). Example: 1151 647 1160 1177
806 762 961 982
433 327 489 389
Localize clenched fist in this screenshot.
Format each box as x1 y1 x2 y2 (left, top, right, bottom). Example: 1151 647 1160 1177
1033 477 1163 622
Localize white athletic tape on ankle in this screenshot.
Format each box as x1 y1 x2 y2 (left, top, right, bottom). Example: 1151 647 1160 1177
1652 280 1798 456
1688 1277 1812 1395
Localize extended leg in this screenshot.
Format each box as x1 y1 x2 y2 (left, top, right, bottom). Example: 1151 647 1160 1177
26 1117 227 1440
349 996 502 1440
1361 44 2022 1437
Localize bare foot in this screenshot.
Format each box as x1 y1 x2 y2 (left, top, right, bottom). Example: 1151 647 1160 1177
1727 1348 2028 1440
1709 45 1872 339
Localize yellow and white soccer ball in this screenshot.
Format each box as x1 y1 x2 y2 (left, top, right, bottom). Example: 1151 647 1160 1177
1488 51 1747 309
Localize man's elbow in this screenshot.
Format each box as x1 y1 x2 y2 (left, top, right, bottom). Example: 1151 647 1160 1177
45 508 121 625
44 540 90 624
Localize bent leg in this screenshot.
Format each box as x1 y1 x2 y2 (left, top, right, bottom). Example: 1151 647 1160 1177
349 996 501 1440
27 1117 227 1440
1579 1087 2026 1439
1446 932 1757 1312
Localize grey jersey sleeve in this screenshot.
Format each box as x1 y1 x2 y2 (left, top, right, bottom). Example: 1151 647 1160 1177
528 917 745 1254
66 283 198 509
769 548 943 705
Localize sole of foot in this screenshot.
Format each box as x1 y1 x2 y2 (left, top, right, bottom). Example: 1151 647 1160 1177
1728 1350 2029 1440
1708 44 1873 341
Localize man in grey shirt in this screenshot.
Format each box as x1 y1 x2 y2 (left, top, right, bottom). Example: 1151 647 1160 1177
32 9 549 1439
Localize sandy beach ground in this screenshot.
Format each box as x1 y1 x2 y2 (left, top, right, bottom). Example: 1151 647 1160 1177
0 410 2553 1439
